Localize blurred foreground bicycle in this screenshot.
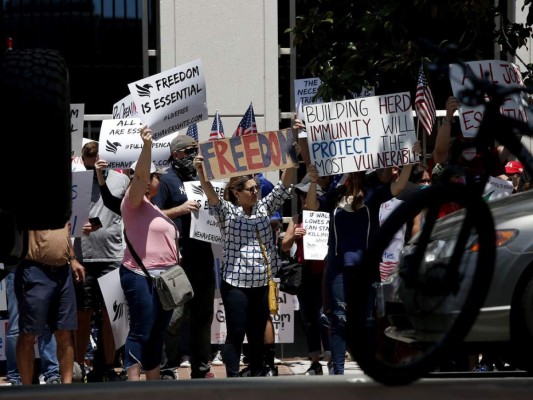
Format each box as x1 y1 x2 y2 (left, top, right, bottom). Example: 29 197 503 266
347 47 533 385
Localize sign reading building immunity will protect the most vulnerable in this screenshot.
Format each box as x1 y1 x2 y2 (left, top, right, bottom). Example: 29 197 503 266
304 92 419 176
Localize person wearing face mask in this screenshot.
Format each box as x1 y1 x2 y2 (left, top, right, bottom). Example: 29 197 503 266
152 134 216 379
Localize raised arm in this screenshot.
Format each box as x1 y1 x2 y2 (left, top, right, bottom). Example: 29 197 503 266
433 96 459 164
194 155 220 206
129 126 152 207
95 158 122 215
280 141 302 188
391 141 421 197
302 164 320 211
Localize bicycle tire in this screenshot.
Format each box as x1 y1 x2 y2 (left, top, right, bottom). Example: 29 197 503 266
347 183 495 385
0 49 71 230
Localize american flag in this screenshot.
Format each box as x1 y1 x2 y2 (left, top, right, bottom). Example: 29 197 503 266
233 103 258 137
209 110 225 141
186 123 199 142
415 65 436 135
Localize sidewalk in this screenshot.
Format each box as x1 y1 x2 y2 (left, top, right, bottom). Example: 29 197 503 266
0 358 365 384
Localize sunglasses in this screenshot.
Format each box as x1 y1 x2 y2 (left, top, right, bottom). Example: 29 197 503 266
242 185 260 194
179 147 198 156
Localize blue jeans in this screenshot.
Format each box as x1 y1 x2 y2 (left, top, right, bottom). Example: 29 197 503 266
120 265 173 372
220 281 269 377
324 259 357 375
297 268 330 358
6 271 60 384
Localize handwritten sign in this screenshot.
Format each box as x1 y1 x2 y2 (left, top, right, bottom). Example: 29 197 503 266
184 181 227 244
112 94 138 119
211 292 295 344
199 129 298 180
379 198 405 281
70 104 85 157
127 58 207 140
294 77 323 121
304 92 419 176
302 210 329 261
97 118 178 170
70 170 93 237
450 60 529 137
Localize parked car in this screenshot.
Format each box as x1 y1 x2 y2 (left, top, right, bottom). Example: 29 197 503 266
387 189 533 372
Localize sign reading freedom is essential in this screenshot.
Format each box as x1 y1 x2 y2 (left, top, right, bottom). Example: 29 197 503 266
128 58 207 141
199 129 299 180
304 92 419 176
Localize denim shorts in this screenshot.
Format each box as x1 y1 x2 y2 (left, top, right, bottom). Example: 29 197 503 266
15 261 78 335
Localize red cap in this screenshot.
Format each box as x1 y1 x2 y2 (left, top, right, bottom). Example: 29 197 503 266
505 161 524 175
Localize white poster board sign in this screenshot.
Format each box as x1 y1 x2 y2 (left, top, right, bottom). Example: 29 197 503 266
450 60 529 137
97 118 178 170
112 94 138 119
127 59 207 141
70 103 85 157
98 268 129 350
304 92 419 176
211 292 295 344
294 77 323 121
379 198 405 281
483 176 514 201
70 170 93 237
302 210 329 261
184 181 226 245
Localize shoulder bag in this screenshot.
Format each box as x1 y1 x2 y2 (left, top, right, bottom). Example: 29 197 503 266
256 228 279 315
124 231 194 310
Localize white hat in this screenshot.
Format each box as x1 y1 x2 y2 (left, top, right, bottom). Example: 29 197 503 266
130 161 167 174
294 181 324 196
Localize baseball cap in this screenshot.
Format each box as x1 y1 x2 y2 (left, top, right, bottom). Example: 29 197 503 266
170 135 197 154
294 181 324 196
130 161 167 175
505 160 524 175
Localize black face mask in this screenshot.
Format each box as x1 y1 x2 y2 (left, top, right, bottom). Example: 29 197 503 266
172 154 197 181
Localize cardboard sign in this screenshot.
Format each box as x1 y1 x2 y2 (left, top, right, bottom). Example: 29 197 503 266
304 92 419 176
70 104 85 157
199 130 298 180
98 268 129 350
112 94 139 119
483 176 514 201
127 59 207 141
70 170 93 237
302 210 329 261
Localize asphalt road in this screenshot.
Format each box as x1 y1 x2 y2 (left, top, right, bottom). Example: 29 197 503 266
1 374 532 400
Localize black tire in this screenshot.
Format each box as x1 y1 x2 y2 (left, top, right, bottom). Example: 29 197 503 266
347 183 495 385
0 49 71 230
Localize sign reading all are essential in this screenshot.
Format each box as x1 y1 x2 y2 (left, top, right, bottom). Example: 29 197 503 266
304 92 419 176
199 130 299 180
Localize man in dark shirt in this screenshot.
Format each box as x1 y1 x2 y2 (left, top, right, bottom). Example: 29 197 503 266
153 135 216 379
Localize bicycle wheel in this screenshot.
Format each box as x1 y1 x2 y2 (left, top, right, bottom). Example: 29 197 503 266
347 183 495 385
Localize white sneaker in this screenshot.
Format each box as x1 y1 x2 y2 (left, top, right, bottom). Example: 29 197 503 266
274 357 282 365
239 354 245 366
212 351 223 366
180 358 191 368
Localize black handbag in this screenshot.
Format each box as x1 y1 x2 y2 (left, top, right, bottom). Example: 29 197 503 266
276 254 303 295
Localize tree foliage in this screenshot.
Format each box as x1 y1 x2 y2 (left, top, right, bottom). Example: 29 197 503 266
288 0 533 104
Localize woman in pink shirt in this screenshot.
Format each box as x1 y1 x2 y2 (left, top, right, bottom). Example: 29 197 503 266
120 126 179 381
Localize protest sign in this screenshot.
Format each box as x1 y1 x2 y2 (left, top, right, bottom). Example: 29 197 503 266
211 292 295 344
198 129 298 180
302 210 329 261
70 103 85 157
97 118 178 170
70 170 93 237
450 60 529 137
304 92 419 176
294 77 323 121
379 197 405 281
184 180 227 245
98 268 129 349
112 94 138 119
127 59 207 141
483 176 514 201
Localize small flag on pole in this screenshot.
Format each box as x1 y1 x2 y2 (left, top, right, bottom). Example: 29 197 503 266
415 64 436 135
209 110 225 141
233 102 258 137
186 123 199 142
